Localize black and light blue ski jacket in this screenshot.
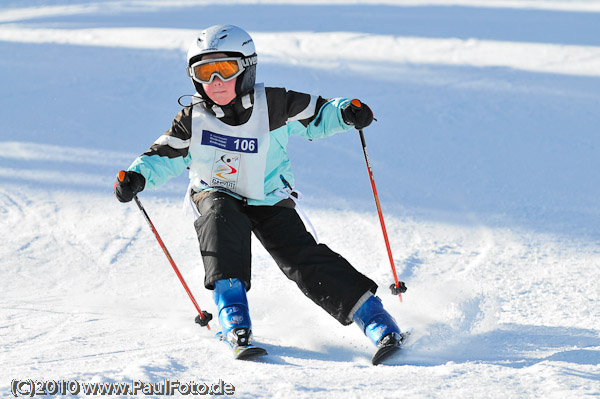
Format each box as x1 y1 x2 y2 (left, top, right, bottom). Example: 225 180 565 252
127 85 354 206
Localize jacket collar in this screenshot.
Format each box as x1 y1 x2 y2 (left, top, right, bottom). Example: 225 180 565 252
202 91 255 125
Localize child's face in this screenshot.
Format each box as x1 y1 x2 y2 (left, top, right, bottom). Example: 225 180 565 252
202 52 238 106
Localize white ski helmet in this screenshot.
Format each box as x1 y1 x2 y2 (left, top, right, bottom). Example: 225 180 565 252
187 25 257 100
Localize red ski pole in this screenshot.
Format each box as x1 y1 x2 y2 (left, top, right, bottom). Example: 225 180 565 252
128 187 212 328
352 104 406 301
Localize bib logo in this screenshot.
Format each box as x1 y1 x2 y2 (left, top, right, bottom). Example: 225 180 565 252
211 150 240 190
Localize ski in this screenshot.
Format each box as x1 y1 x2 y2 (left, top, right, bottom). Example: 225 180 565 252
216 330 268 361
231 345 268 360
372 329 411 365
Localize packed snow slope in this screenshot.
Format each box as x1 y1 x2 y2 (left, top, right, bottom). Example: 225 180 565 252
1 1 599 398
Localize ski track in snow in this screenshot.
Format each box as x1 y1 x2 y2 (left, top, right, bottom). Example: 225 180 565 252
1 1 599 398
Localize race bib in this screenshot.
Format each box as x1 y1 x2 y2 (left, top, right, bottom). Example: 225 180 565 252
188 84 270 200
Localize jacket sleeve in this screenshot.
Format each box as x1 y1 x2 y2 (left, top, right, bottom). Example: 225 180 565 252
294 97 353 139
127 107 192 190
265 87 352 140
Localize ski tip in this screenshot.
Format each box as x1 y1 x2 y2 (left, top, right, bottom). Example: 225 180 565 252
371 344 401 366
371 330 412 365
234 346 268 361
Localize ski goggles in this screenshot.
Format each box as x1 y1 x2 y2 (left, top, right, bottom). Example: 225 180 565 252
187 56 257 84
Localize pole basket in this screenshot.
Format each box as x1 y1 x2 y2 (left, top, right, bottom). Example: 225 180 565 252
390 282 407 295
195 311 214 327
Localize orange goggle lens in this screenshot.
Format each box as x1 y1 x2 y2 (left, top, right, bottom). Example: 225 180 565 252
191 59 241 83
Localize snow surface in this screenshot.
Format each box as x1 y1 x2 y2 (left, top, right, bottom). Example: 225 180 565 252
1 1 599 398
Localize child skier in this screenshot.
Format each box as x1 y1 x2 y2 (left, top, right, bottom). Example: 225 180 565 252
114 24 404 364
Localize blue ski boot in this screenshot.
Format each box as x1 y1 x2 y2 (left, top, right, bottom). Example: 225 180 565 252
213 278 267 359
353 295 404 365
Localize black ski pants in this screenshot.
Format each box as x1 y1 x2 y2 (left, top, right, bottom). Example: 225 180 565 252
192 191 377 325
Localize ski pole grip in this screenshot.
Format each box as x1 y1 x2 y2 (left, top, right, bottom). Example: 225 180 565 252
351 99 377 123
